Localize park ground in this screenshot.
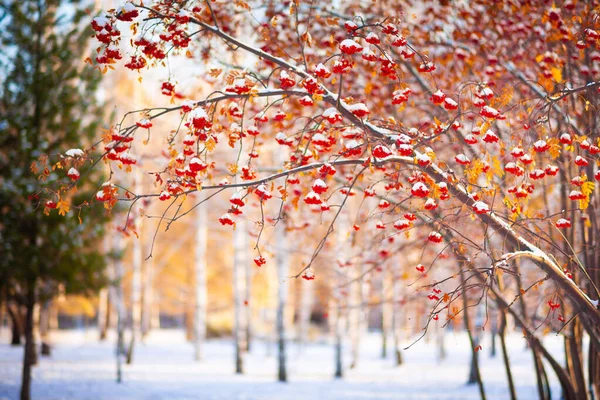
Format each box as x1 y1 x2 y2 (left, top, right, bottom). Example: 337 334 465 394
0 329 566 400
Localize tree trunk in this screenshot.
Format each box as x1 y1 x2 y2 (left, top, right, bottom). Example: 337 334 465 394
126 174 143 364
381 272 392 359
436 324 446 363
275 219 289 382
39 300 51 356
110 233 126 383
499 310 517 400
233 219 247 374
514 264 548 400
459 267 486 400
49 302 58 330
20 281 36 400
489 307 497 358
564 320 587 400
193 205 208 361
185 284 195 341
297 274 313 348
333 213 349 377
98 288 109 341
141 254 154 340
391 265 403 366
349 269 361 369
450 237 578 400
333 300 343 378
245 252 253 353
589 339 600 400
8 304 23 346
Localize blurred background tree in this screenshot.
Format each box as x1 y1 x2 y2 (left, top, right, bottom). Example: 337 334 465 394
0 1 109 399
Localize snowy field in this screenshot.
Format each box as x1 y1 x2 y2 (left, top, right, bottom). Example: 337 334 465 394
0 329 564 400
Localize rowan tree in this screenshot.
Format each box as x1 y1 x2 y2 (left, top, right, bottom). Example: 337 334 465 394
46 0 600 398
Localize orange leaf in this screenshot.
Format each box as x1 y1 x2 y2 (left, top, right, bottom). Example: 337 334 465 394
57 200 70 216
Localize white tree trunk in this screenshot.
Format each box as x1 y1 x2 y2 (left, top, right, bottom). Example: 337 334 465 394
194 204 208 361
391 263 403 366
141 254 154 341
297 274 313 347
151 292 160 330
349 259 368 369
333 212 349 378
381 270 392 359
233 218 247 374
333 292 344 378
349 268 361 369
98 288 109 340
275 220 289 382
110 232 126 383
245 249 253 353
437 322 447 362
39 300 51 356
127 171 143 364
49 302 59 330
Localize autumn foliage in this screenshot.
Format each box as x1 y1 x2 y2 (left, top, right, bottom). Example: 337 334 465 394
43 1 600 397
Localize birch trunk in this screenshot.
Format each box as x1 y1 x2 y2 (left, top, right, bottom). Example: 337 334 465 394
349 265 361 369
39 300 51 356
436 322 446 362
98 288 109 340
333 212 349 378
391 264 403 366
140 255 154 340
297 274 313 347
110 232 126 383
245 251 253 352
275 220 289 382
194 204 208 361
126 172 143 364
381 269 392 359
233 218 247 374
333 295 344 378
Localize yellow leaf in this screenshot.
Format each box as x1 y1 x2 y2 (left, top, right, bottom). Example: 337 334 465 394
547 137 561 159
550 67 563 83
228 163 238 174
491 156 504 179
235 0 250 10
208 68 223 78
206 136 217 152
465 159 484 184
480 121 490 135
57 200 70 216
582 181 595 196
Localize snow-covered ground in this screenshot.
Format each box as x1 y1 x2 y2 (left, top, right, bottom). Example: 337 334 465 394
0 328 564 400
